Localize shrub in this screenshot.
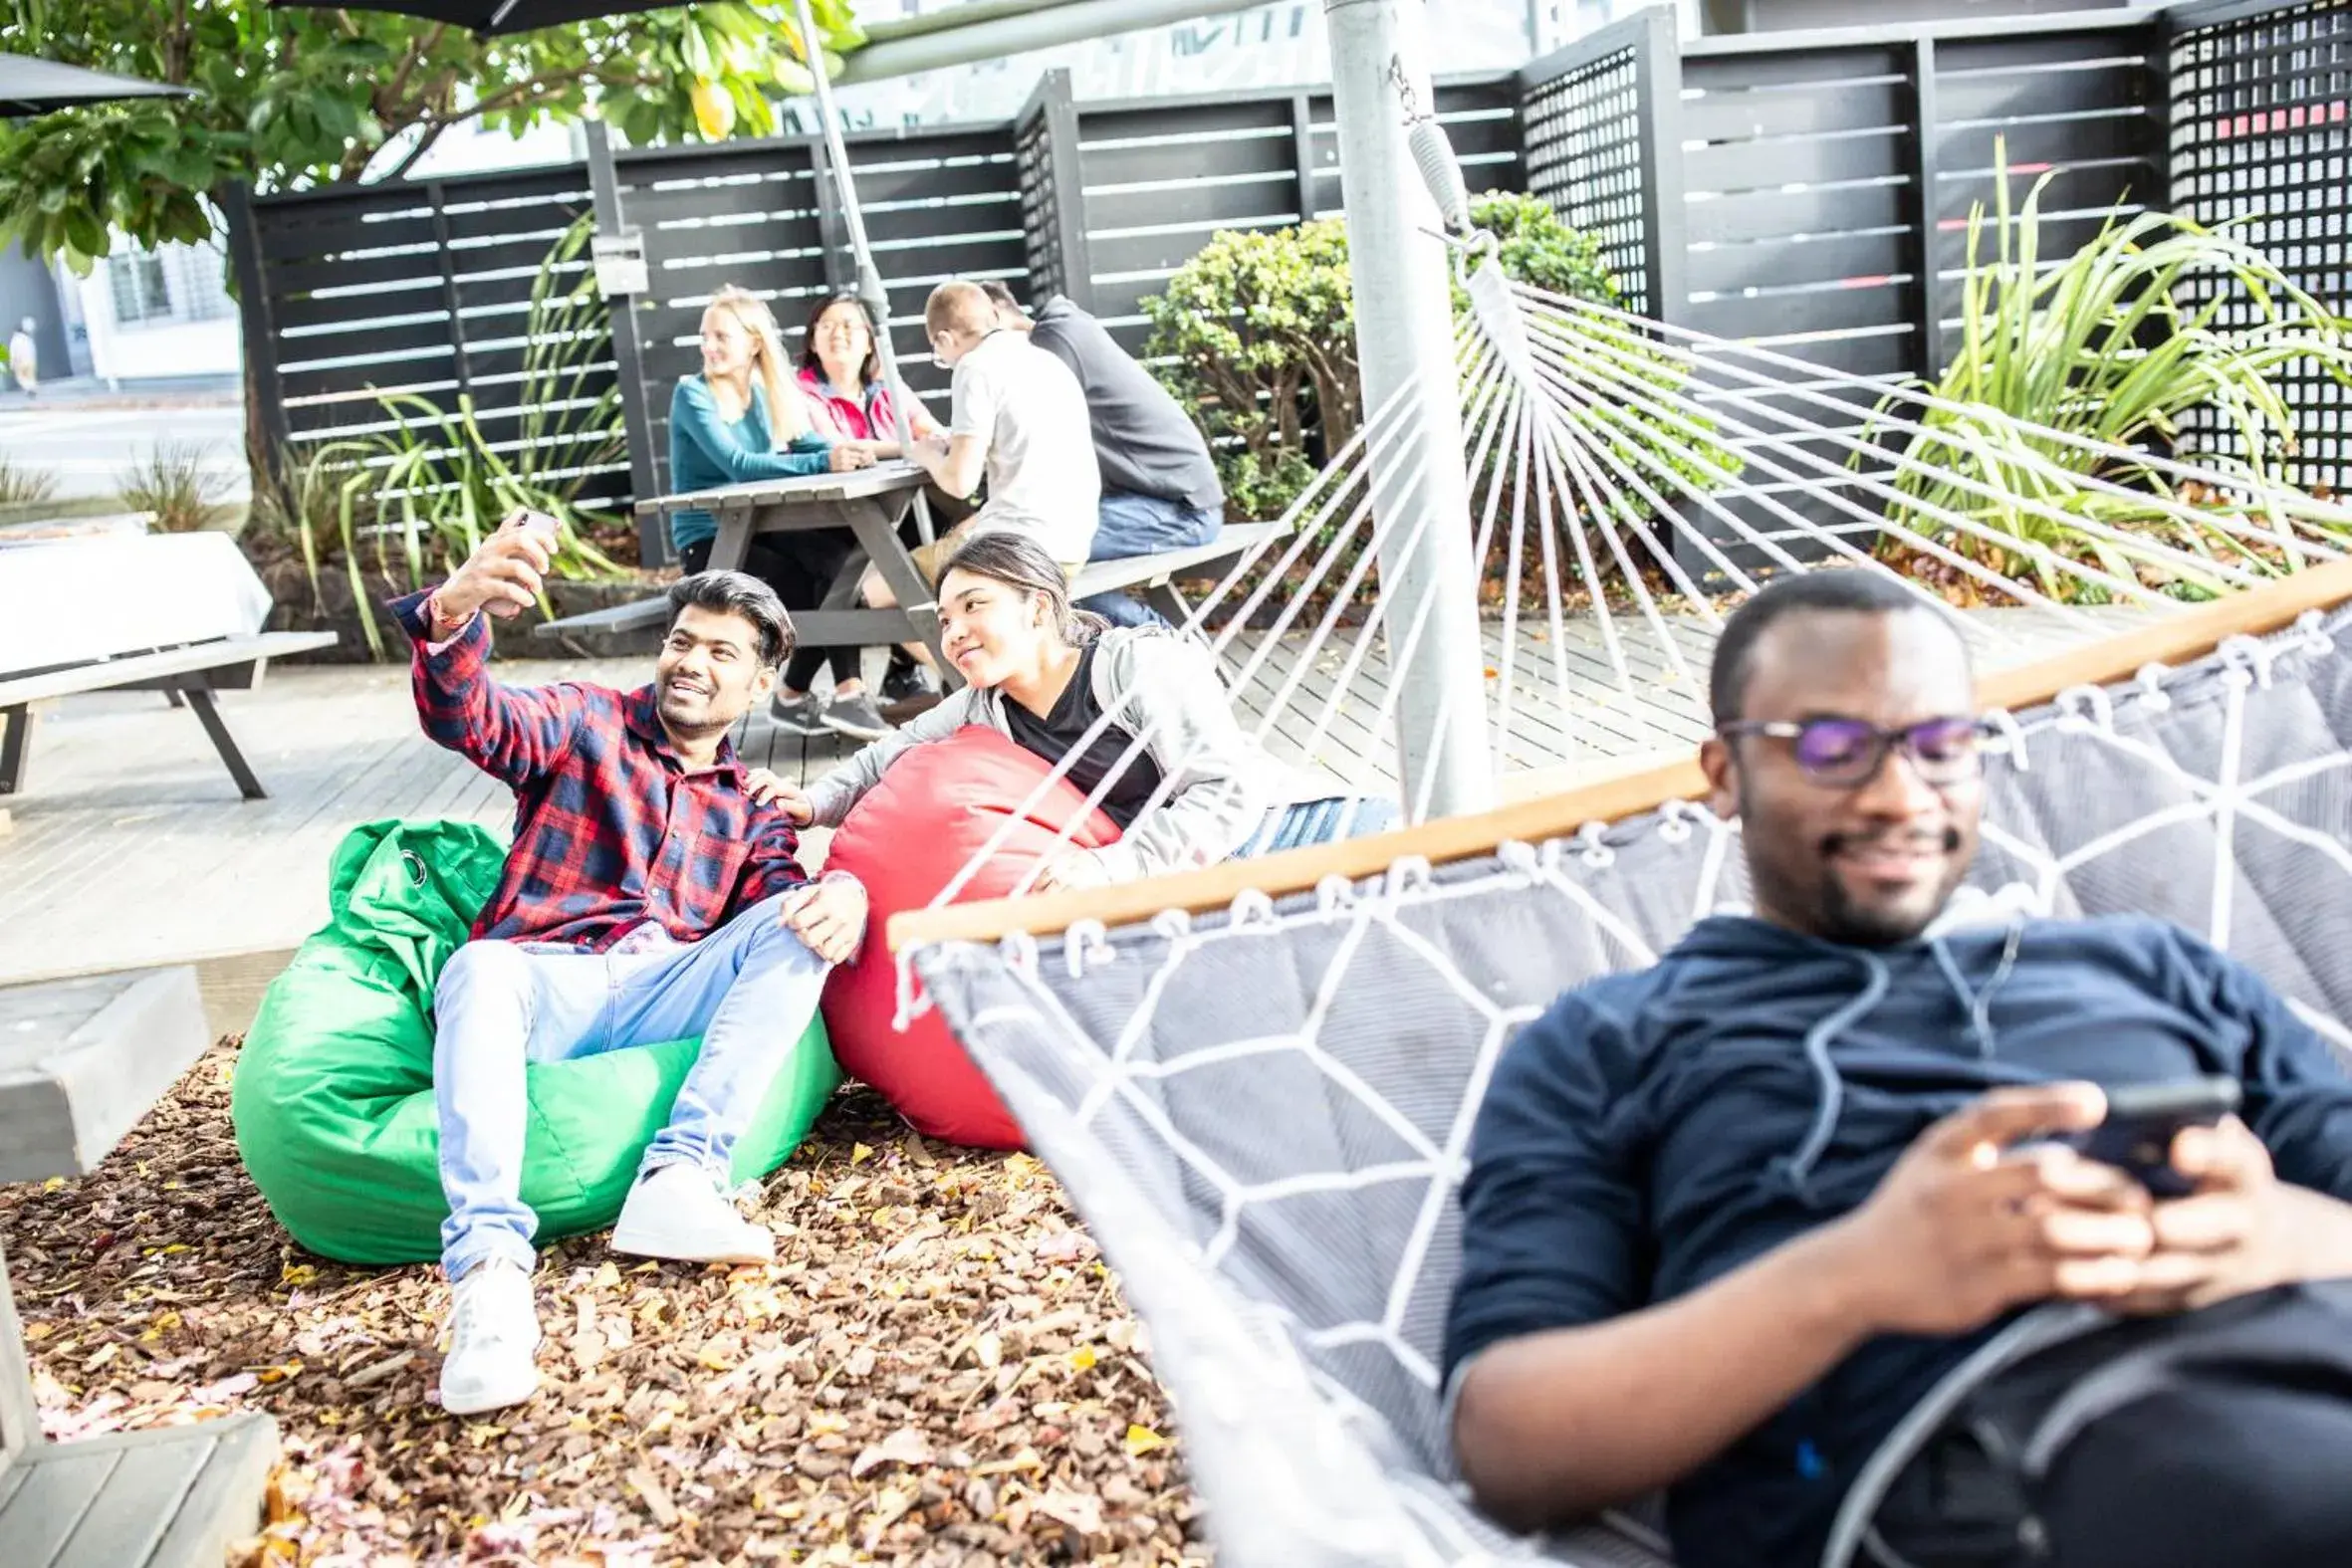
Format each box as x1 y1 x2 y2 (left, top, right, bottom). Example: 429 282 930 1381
1144 216 1358 500
118 441 235 532
0 453 58 509
299 215 630 657
1143 190 1733 541
1871 149 2352 603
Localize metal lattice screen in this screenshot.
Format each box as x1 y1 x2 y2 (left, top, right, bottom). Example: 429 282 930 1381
2168 0 2352 496
1521 36 1653 317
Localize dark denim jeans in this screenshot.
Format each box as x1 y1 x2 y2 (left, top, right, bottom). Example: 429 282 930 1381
1077 488 1222 628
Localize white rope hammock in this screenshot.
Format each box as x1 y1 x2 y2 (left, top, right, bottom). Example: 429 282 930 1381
896 235 2352 956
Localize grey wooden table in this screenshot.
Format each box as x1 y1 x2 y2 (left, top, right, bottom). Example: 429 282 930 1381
542 462 960 685
1 968 278 1568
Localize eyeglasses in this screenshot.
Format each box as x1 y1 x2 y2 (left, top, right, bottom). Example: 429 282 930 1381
1717 715 1993 789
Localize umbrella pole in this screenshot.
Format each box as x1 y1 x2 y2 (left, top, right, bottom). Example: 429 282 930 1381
794 0 933 547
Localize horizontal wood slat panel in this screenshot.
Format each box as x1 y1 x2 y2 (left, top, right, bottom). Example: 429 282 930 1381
1683 46 1909 94
1936 108 2154 173
256 211 441 265
1683 125 1910 196
1683 77 1909 143
1938 60 2154 124
1084 177 1302 237
1934 158 2157 221
1692 327 1919 382
1684 179 1912 245
1686 229 1909 296
1079 99 1295 147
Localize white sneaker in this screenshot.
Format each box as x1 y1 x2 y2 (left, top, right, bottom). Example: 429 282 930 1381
436 1258 542 1416
608 1161 776 1265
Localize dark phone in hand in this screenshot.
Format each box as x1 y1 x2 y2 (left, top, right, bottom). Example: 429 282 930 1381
2074 1076 2241 1199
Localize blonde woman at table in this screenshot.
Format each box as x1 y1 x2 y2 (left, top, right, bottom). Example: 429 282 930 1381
669 286 891 743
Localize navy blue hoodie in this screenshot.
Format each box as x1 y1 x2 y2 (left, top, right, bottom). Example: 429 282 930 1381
1445 913 2352 1568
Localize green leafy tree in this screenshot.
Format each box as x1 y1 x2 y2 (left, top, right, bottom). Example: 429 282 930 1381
0 0 863 478
0 2 865 266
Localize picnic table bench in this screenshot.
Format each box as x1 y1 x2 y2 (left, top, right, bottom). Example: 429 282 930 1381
537 464 1285 687
0 532 335 799
1 967 279 1568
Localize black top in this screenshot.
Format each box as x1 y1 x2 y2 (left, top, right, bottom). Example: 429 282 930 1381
1446 912 2352 1568
1027 298 1224 513
1001 642 1166 830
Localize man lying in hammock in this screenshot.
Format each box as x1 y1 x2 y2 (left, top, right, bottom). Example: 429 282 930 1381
754 530 1393 883
1447 569 2352 1568
394 516 868 1417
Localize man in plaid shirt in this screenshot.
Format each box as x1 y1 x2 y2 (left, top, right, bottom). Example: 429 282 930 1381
396 514 869 1417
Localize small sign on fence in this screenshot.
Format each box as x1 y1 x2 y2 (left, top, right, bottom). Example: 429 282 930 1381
590 230 649 298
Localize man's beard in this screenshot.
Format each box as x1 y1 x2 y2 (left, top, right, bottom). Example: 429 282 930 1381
1810 824 1966 947
657 679 732 739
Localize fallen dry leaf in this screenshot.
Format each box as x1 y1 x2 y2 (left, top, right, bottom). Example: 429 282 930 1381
849 1425 934 1477
2 1037 1211 1566
623 1464 677 1526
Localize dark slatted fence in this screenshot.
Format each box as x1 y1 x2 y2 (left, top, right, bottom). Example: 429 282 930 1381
1515 7 2178 570
224 165 625 517
2167 0 2352 495
226 0 2346 573
1066 74 1525 365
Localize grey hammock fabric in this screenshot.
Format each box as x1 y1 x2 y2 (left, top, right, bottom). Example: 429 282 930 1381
910 602 2352 1568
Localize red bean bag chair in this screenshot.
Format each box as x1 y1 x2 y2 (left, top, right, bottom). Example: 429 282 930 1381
821 726 1120 1149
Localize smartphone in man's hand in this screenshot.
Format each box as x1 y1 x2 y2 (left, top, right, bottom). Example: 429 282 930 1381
2072 1076 2242 1198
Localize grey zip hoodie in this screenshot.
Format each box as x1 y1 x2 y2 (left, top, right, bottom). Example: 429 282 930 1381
803 625 1319 881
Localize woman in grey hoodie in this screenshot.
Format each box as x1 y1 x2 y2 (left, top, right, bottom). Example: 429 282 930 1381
756 530 1394 891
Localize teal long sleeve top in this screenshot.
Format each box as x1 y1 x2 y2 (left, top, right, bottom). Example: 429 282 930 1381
666 375 833 553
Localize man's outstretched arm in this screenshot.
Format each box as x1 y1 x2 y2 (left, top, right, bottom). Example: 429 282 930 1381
392 516 581 786
1454 1083 2148 1531
910 431 986 499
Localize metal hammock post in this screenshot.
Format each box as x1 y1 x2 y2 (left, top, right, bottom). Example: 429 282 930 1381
1323 0 1494 819
793 0 936 548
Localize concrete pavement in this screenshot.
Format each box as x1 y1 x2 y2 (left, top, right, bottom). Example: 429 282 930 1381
0 393 248 504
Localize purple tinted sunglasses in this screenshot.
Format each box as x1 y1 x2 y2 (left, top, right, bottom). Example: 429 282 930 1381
1717 714 1993 788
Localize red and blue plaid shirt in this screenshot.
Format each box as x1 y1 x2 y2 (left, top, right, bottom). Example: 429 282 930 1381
393 589 809 950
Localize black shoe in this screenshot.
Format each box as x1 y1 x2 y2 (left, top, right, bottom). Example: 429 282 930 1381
881 662 936 704
822 689 893 743
769 690 826 736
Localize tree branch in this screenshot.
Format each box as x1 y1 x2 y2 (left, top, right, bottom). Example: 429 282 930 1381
375 66 650 186
378 118 455 185
458 66 599 127
162 0 193 84
378 22 446 117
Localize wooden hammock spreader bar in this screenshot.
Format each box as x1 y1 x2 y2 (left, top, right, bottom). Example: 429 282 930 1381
887 559 2352 954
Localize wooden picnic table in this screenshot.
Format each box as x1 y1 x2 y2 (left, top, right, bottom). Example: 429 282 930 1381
541 462 959 682
0 967 279 1568
540 464 1295 695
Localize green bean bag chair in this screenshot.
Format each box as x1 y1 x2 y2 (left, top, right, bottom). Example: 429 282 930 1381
233 817 840 1265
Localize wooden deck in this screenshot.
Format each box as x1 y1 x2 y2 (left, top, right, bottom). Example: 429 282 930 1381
0 604 2136 1003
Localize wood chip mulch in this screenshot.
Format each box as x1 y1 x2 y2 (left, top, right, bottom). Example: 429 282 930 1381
0 1038 1210 1567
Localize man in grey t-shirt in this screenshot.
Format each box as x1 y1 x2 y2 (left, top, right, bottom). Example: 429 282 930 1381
982 282 1225 627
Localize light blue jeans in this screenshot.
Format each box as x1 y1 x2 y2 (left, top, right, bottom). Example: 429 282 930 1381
431 891 829 1280
1231 794 1399 856
1078 489 1223 629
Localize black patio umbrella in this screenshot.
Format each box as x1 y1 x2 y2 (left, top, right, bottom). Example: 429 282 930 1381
266 0 689 34
0 52 193 117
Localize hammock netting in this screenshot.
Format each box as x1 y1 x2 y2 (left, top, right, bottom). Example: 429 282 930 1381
920 249 2352 894
872 155 2352 1563
911 601 2352 1568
